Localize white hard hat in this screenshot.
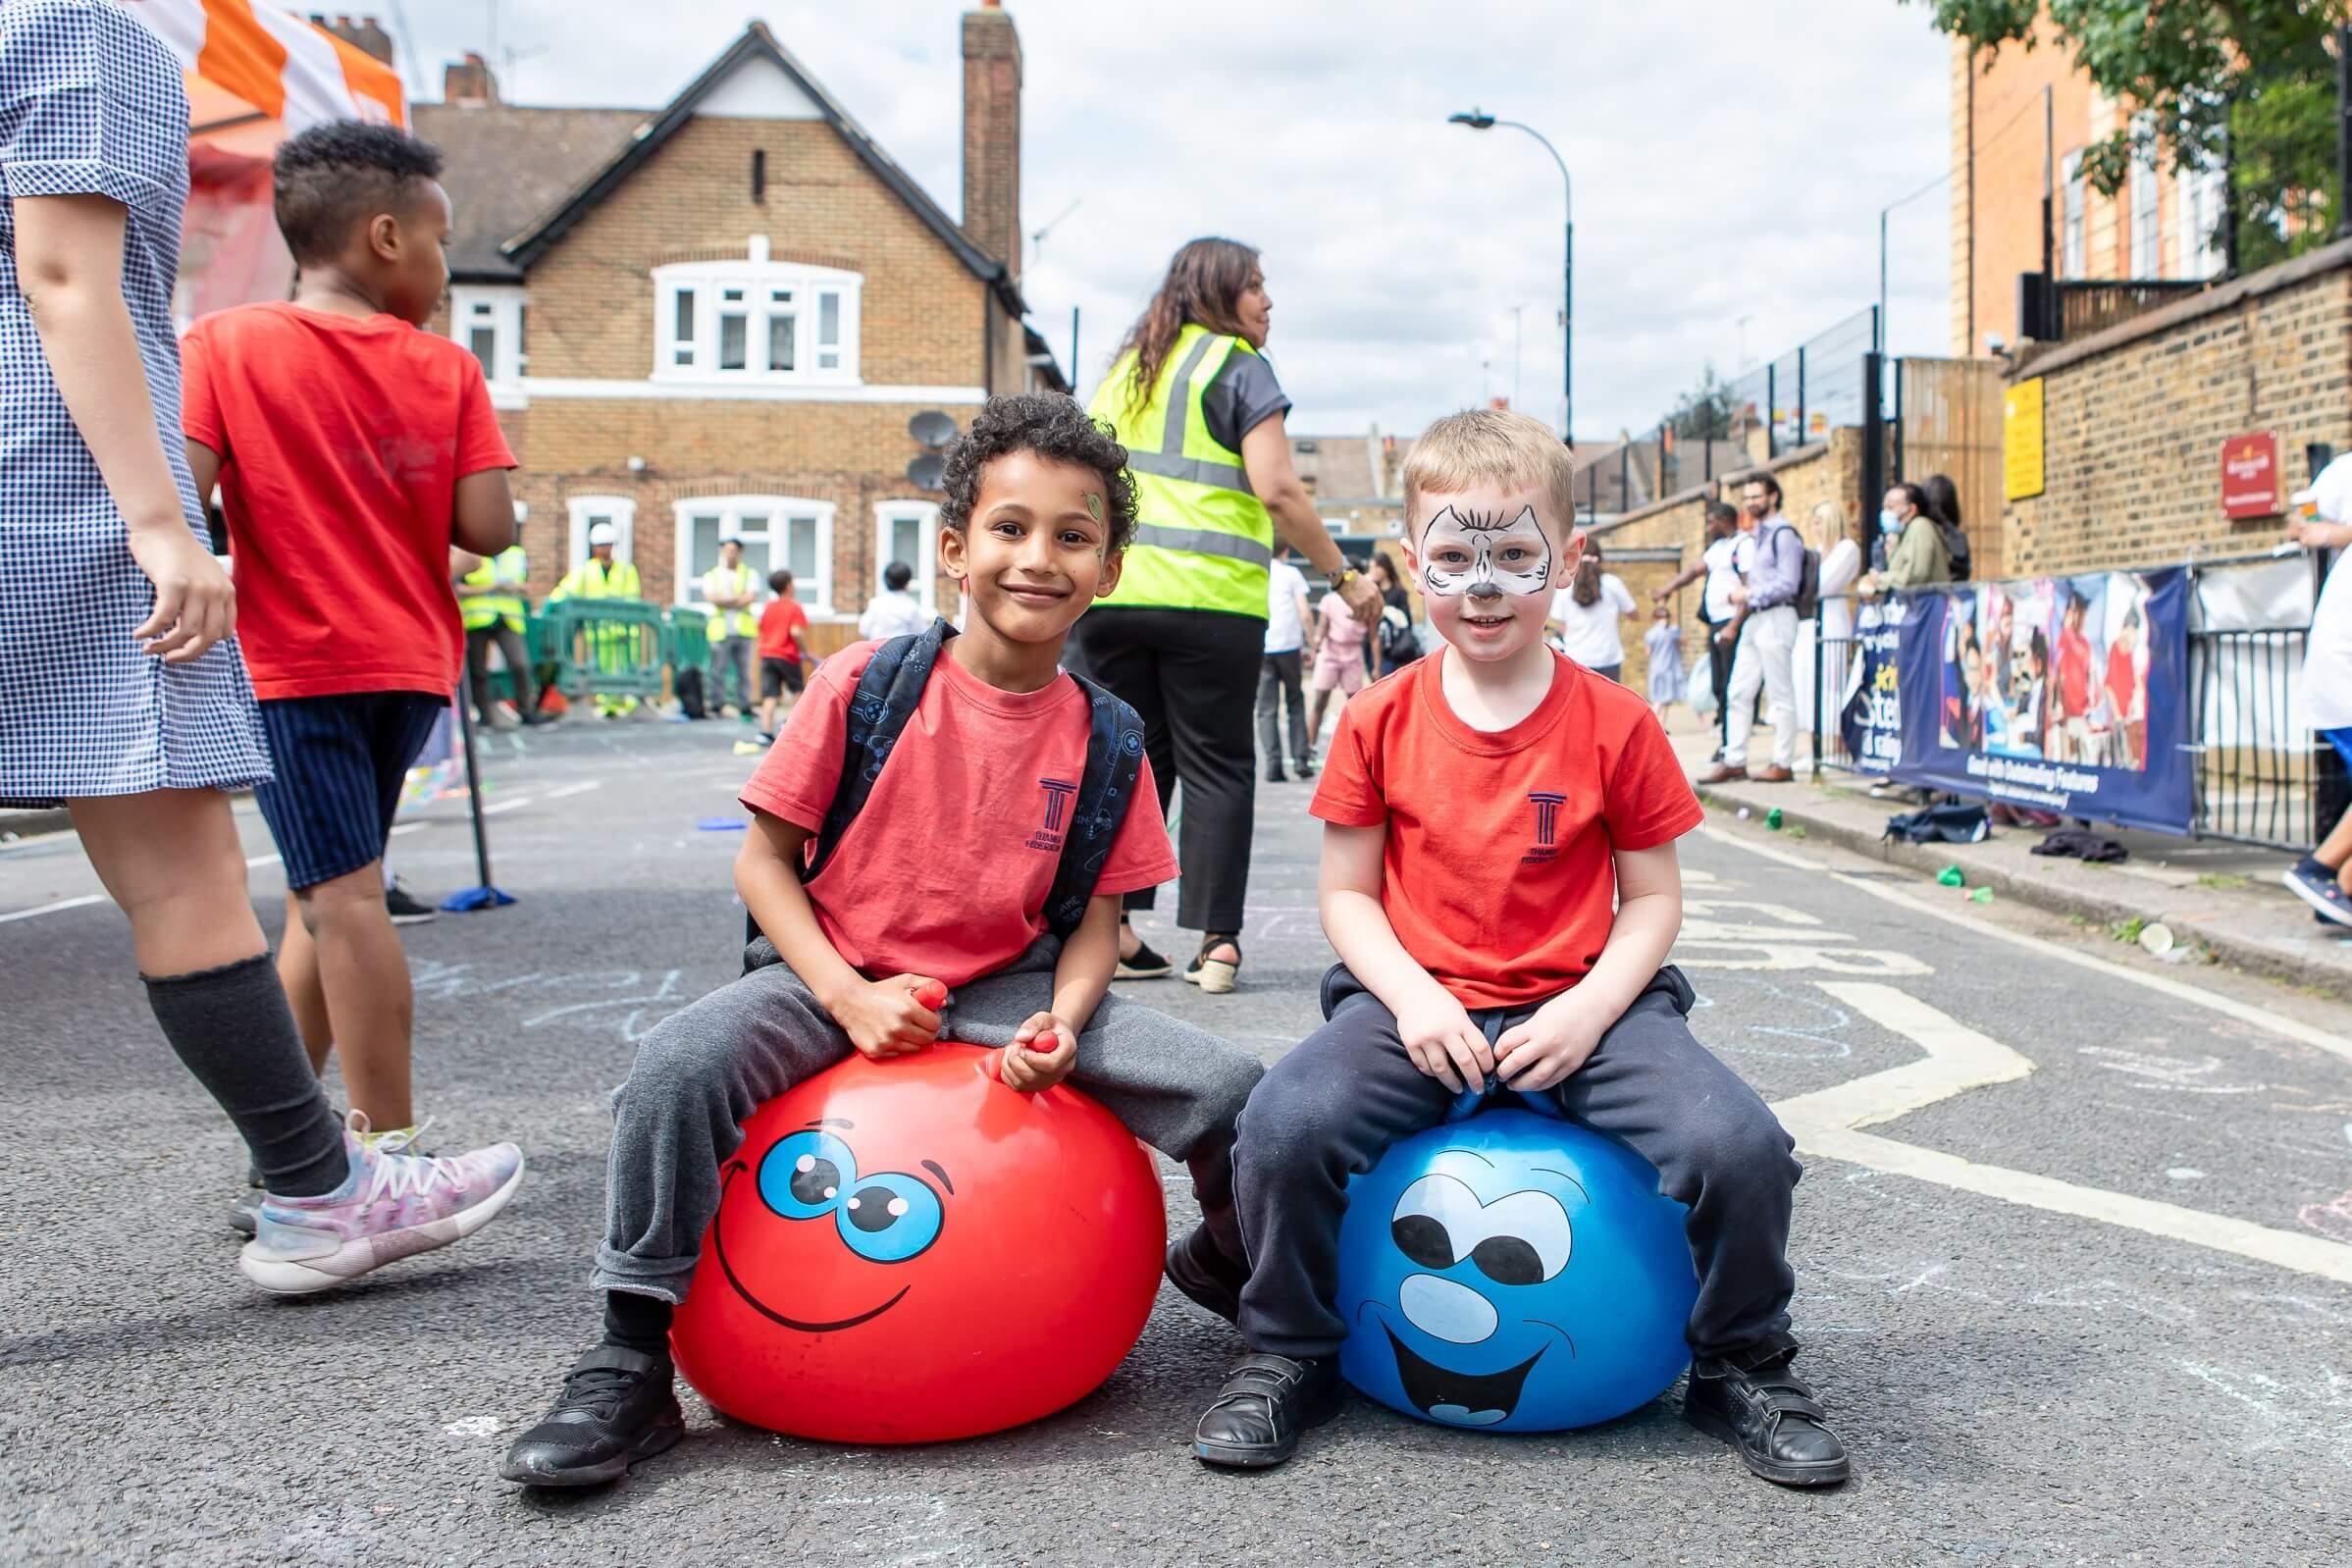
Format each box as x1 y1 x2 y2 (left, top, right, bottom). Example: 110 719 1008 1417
718 529 742 546
587 522 618 548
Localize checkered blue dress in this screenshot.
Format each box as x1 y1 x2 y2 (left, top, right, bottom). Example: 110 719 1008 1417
0 0 271 806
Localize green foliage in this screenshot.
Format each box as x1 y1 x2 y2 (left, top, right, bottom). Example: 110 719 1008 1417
1908 0 2352 269
1668 362 1733 441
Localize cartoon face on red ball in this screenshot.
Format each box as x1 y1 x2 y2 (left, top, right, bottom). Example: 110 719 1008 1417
669 1047 1164 1444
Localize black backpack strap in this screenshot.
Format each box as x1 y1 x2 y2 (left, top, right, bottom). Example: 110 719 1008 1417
1042 671 1146 940
804 617 954 886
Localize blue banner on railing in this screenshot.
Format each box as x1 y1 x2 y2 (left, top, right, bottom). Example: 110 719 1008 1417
1839 597 1905 771
1892 567 2192 834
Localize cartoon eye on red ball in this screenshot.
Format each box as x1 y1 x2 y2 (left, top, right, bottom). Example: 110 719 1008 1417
670 1046 1164 1444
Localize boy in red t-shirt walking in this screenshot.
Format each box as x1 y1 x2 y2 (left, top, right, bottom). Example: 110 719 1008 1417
182 124 524 1282
1193 410 1849 1487
502 396 1262 1490
755 567 810 741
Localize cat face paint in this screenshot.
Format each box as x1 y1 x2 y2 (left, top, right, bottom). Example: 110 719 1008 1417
1418 505 1553 600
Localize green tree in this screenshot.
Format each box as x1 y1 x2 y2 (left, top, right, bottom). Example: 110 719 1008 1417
1668 362 1733 441
1909 0 2351 271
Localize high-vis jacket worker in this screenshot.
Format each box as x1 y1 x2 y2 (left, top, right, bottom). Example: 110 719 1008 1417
458 544 536 727
549 522 647 717
701 543 761 716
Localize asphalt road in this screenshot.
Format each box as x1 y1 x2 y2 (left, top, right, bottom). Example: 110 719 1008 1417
4 718 2350 1567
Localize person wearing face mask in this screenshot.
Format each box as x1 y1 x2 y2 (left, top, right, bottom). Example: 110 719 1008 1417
1072 238 1382 994
1860 484 1952 596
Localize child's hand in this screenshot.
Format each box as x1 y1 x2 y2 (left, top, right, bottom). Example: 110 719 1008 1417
1494 992 1608 1094
1001 1012 1077 1092
1395 987 1491 1092
835 974 944 1060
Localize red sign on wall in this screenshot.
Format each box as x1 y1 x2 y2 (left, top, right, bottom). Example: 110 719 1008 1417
2221 432 2280 519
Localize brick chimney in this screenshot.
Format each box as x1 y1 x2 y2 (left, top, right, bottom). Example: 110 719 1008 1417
308 13 394 66
443 51 500 107
961 0 1021 282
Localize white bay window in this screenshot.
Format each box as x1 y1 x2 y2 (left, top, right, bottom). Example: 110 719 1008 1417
673 496 836 613
655 259 860 384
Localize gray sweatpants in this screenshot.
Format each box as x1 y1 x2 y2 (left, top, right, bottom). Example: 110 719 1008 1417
594 937 1263 1304
708 634 756 712
1232 964 1803 1367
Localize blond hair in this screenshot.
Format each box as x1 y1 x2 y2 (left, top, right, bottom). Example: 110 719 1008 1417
1402 409 1578 536
1809 499 1850 548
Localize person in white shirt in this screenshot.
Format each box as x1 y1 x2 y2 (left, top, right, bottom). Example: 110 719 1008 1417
2281 458 2352 926
858 560 932 641
1257 548 1315 781
1791 501 1861 739
1654 501 1745 758
1546 540 1639 680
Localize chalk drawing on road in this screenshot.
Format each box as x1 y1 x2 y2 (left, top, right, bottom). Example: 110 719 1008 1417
1677 893 1932 975
410 958 694 1043
2297 1189 2352 1244
2173 1358 2352 1465
2077 1047 2278 1094
442 1416 502 1437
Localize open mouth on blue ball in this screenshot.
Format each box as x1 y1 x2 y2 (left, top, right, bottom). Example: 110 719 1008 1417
1385 1327 1542 1427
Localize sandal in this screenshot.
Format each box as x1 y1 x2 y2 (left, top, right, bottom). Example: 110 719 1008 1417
1182 935 1241 995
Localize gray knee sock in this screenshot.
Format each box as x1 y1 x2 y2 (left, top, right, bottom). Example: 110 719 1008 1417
142 954 349 1197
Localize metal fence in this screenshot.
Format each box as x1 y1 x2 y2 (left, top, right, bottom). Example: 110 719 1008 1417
1724 307 1878 461
1800 552 2332 853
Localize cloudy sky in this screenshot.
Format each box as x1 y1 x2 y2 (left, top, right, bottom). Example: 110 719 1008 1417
386 0 1956 441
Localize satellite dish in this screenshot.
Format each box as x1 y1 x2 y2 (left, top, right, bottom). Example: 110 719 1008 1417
909 410 958 450
907 454 947 492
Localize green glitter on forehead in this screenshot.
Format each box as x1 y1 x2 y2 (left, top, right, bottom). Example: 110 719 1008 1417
1085 492 1104 522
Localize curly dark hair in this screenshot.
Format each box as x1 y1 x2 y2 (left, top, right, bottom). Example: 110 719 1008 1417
937 393 1139 554
273 121 444 265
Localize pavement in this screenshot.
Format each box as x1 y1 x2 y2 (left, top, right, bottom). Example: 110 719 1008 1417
1668 720 2352 1000
4 715 2352 1566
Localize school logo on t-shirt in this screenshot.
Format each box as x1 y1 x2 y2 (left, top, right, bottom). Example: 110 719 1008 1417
1522 792 1565 865
1027 777 1076 852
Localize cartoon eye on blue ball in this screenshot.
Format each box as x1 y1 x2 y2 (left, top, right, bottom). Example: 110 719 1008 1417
758 1128 945 1263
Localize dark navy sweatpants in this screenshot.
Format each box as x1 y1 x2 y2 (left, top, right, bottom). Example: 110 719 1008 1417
1231 964 1803 1367
253 692 444 890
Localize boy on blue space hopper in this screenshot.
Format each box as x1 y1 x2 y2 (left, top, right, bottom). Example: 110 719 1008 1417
501 394 1261 1489
1186 409 1852 1487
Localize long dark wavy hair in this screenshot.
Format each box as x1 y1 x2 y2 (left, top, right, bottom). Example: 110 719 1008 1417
1572 541 1604 607
1115 237 1262 413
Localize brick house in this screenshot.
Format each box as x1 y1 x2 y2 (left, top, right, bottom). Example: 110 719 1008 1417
411 4 1060 655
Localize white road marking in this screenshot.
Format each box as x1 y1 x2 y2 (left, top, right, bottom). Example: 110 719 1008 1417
542 780 603 801
0 893 104 924
1699 823 2352 1067
1766 978 2352 1286
480 797 534 816
390 822 423 838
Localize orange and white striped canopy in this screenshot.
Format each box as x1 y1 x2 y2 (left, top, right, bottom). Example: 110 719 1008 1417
137 0 405 157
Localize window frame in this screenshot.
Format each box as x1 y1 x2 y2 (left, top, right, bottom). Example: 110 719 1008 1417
2128 116 2160 278
653 260 862 386
872 499 942 610
2061 151 2087 278
670 495 837 614
448 284 527 394
565 496 636 575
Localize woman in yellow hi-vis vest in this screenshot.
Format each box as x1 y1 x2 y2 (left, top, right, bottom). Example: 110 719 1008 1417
1074 237 1381 993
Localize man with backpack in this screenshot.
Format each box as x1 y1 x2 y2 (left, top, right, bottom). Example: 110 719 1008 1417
1700 475 1805 784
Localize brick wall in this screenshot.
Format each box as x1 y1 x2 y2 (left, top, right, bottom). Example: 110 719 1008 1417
2002 239 2352 575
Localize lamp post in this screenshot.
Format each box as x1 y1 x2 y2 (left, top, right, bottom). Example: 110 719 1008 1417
1449 108 1572 447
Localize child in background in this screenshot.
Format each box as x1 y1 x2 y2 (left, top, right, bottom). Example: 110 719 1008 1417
858 558 932 641
180 121 524 1286
1644 603 1686 720
1305 570 1370 752
502 394 1262 1490
755 568 810 743
1195 409 1848 1488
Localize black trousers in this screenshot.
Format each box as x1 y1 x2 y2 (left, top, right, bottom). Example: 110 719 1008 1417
1256 650 1309 774
466 622 536 723
1706 614 1741 748
1231 964 1802 1367
1069 606 1262 934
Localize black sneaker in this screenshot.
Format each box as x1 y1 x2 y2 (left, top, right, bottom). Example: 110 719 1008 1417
500 1346 685 1488
1164 1223 1247 1325
1683 1354 1851 1488
1194 1353 1340 1469
386 879 438 925
1265 769 1288 784
1116 933 1174 981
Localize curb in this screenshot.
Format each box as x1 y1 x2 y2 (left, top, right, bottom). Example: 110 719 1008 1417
1695 786 2351 998
0 807 71 842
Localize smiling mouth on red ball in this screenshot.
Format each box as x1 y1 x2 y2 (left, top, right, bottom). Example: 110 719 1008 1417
713 1160 910 1333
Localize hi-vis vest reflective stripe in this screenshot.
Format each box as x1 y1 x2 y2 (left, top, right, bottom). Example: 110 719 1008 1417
703 563 759 640
459 546 528 632
1087 323 1274 617
551 557 641 601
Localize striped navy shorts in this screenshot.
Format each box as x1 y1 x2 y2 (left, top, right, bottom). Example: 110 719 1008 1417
253 693 444 891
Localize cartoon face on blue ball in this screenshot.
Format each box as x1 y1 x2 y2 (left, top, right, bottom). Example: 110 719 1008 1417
1336 1113 1699 1434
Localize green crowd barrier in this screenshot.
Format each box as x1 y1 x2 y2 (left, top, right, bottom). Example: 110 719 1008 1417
532 600 668 701
664 606 711 673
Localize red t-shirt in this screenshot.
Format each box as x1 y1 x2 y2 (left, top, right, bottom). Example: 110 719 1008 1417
758 598 810 662
740 643 1178 986
2105 643 2138 720
180 303 515 701
2057 626 2093 718
1310 650 1703 1010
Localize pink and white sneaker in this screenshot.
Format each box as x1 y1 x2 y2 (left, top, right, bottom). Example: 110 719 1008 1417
237 1113 526 1294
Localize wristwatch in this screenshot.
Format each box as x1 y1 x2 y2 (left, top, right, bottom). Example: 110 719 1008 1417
1328 566 1361 592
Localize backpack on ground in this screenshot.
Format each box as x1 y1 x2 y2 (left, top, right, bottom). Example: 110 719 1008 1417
675 666 706 720
1884 802 1990 845
745 618 1145 968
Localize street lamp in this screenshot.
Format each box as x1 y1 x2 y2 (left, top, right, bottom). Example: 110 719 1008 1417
1448 107 1572 448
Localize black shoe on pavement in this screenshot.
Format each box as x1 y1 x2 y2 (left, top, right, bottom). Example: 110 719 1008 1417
1164 1223 1247 1325
1194 1353 1340 1469
1682 1354 1851 1488
1116 933 1174 981
386 878 438 925
501 1346 685 1488
1182 936 1242 994
1265 769 1288 784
